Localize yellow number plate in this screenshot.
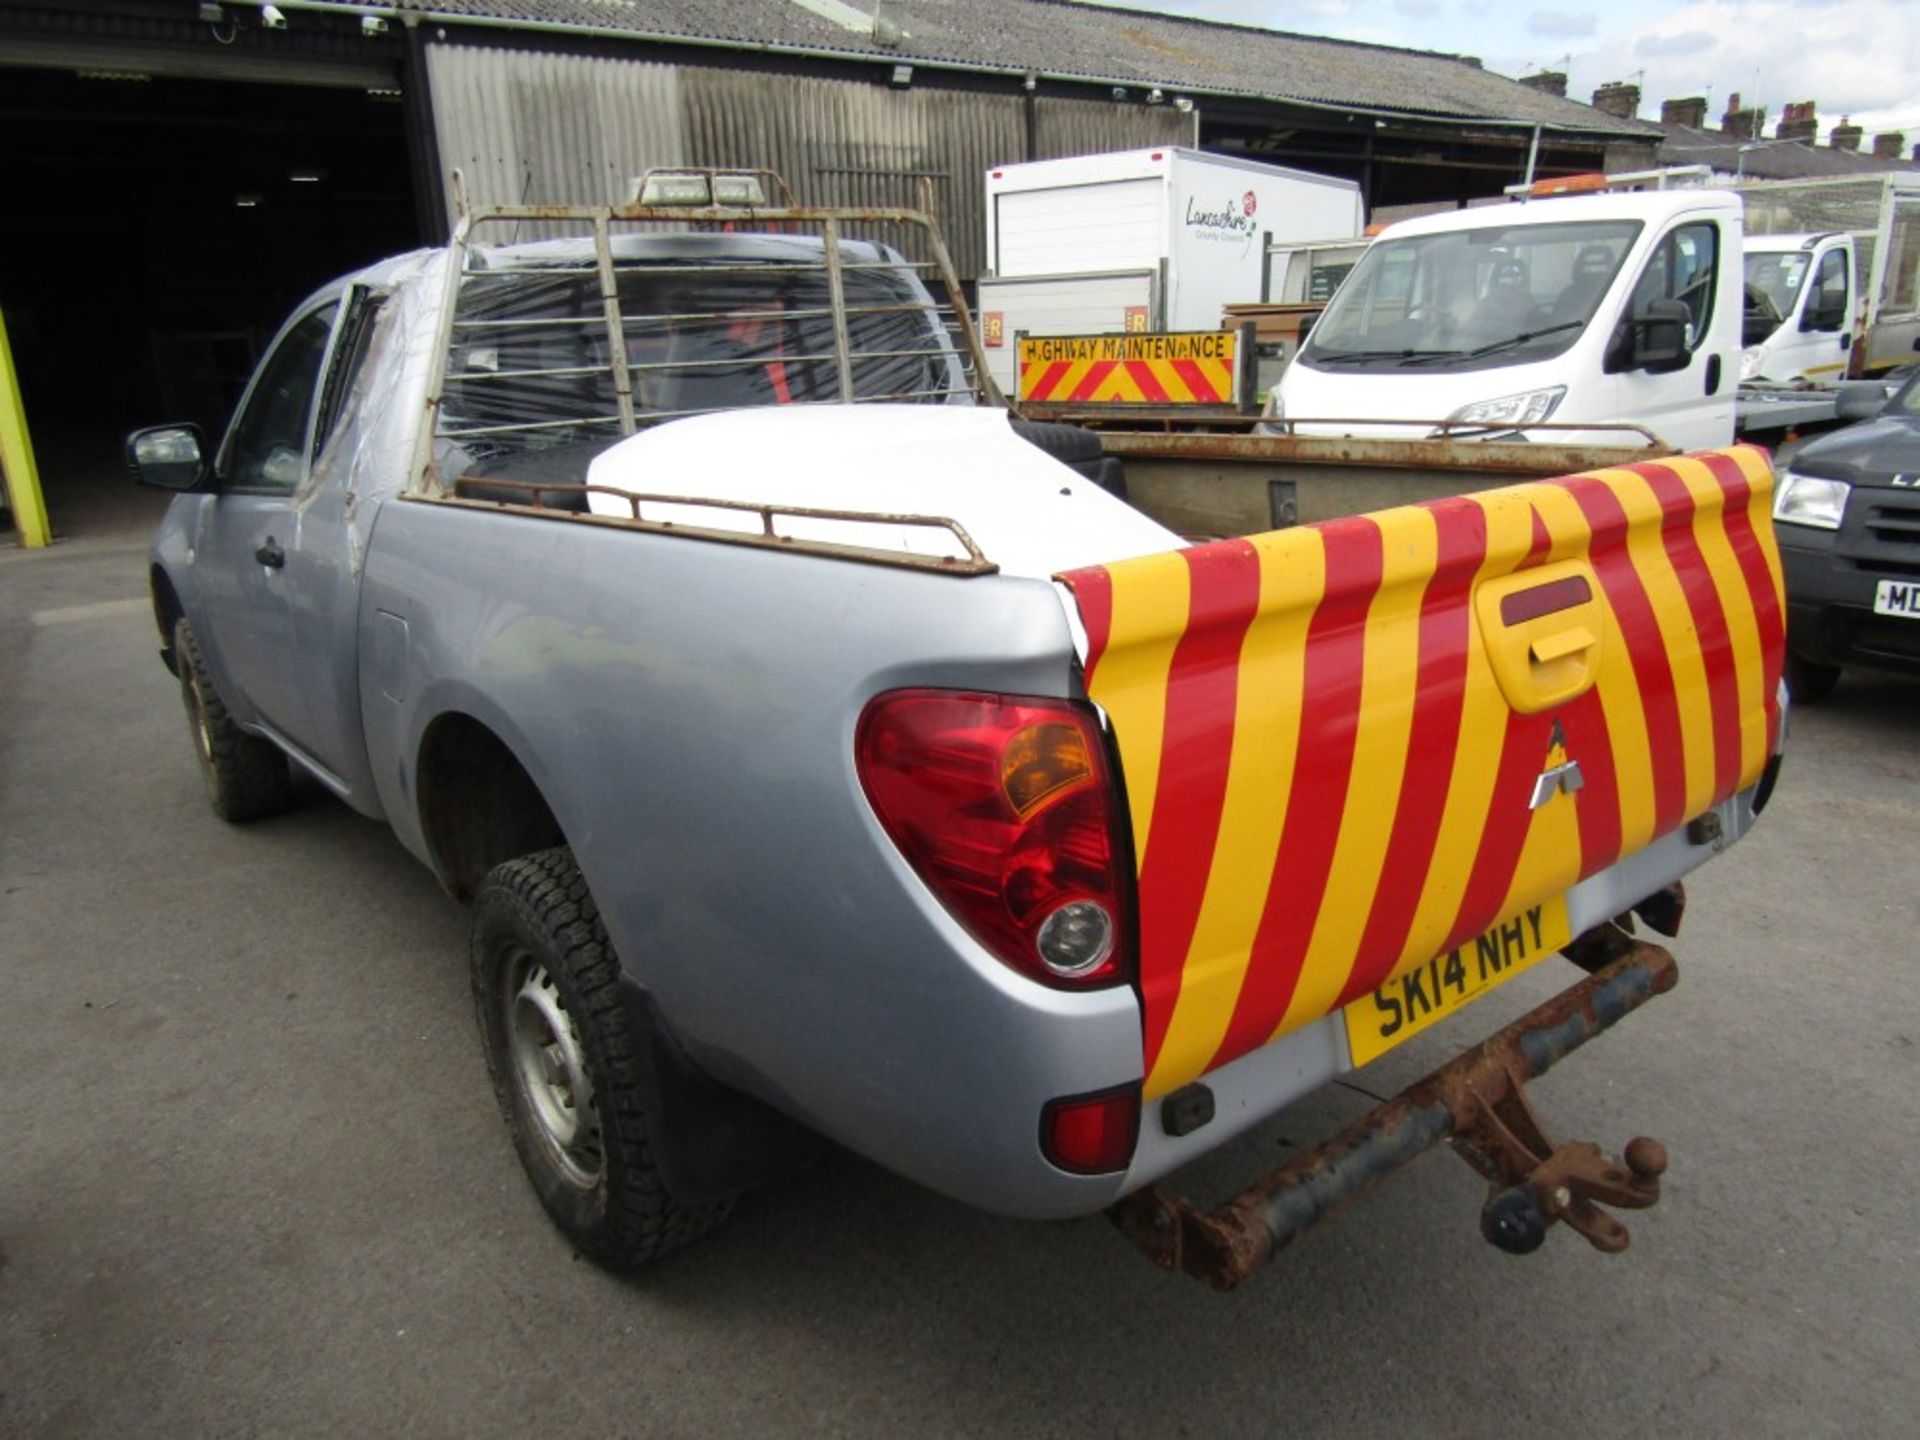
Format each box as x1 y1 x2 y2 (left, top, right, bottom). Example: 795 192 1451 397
1342 898 1573 1067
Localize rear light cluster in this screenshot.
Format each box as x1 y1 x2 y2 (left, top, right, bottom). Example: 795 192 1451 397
855 689 1132 989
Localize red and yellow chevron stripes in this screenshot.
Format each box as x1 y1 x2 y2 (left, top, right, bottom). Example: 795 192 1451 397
1018 332 1238 405
1059 446 1785 1099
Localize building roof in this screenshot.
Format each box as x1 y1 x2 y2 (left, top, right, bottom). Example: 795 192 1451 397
1657 123 1918 181
359 0 1658 137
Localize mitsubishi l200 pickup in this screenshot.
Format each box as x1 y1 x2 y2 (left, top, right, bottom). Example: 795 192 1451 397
127 174 1787 1288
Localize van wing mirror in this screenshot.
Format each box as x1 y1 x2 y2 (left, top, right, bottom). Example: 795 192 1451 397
1834 380 1890 423
126 424 211 492
1801 294 1848 332
1614 297 1689 373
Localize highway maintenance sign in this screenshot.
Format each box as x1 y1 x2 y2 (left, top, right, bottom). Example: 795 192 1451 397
1017 329 1242 405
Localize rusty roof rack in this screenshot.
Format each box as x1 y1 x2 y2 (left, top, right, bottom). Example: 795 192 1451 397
410 169 1004 505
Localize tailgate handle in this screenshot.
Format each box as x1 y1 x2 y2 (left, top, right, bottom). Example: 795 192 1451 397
1530 626 1596 665
1475 563 1604 715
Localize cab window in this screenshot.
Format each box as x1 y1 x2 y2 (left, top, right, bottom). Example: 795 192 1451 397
1623 222 1718 351
221 302 340 492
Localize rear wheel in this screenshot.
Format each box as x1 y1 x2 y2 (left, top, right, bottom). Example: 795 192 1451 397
173 618 293 822
470 847 729 1269
1785 652 1841 703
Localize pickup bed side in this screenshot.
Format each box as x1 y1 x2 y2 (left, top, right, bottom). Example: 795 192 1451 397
356 495 1143 1219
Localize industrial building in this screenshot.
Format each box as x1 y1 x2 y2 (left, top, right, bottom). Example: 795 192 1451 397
0 0 1656 533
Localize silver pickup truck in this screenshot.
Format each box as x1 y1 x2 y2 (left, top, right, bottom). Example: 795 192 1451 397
131 178 1790 1288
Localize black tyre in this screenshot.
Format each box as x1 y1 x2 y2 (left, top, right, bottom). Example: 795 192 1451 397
470 847 729 1269
1785 652 1841 703
173 617 293 822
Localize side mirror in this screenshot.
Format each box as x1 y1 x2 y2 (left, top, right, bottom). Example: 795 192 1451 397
1834 381 1889 423
1801 295 1848 332
1611 297 1689 373
126 424 210 491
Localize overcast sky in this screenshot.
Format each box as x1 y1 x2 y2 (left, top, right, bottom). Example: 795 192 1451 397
1079 0 1920 142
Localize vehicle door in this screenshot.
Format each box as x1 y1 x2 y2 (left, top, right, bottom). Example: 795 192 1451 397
1791 242 1853 383
1609 218 1734 450
193 300 340 740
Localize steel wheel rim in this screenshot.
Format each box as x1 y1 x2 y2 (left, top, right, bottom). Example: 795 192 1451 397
504 949 604 1189
183 670 216 785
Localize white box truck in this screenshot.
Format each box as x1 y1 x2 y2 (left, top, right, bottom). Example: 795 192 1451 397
979 148 1363 395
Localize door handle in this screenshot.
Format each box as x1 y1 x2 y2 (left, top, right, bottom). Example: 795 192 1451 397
1704 353 1722 395
255 538 286 569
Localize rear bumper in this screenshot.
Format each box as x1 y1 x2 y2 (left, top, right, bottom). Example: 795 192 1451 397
1780 528 1920 675
1116 779 1771 1202
1113 938 1678 1288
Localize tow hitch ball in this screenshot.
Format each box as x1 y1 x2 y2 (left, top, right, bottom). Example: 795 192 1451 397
1459 1076 1668 1256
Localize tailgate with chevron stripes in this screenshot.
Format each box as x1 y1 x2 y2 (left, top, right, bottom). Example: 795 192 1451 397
1059 447 1785 1100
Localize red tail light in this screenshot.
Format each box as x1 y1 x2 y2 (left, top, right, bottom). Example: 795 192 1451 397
855 689 1132 989
1041 1085 1141 1174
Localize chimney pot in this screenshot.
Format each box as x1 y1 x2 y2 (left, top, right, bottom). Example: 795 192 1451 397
1660 96 1708 130
1776 100 1818 146
1591 81 1641 120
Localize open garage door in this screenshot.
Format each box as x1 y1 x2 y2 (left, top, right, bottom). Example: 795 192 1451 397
0 65 418 540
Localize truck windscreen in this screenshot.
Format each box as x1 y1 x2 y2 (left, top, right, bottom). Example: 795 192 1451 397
1299 218 1642 374
1743 250 1810 343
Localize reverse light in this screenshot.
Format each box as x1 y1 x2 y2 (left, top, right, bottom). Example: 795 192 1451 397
1773 469 1850 530
1041 1086 1141 1174
1445 385 1566 432
856 690 1130 989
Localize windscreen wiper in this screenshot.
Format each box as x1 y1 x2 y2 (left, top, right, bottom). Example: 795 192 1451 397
1400 321 1585 366
1309 348 1464 364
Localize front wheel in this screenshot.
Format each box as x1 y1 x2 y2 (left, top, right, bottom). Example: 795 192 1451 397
470 847 729 1269
173 618 293 822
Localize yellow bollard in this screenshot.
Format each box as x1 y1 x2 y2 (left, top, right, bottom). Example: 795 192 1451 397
0 304 53 549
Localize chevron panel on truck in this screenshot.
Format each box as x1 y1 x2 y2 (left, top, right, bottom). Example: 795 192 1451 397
1058 447 1785 1100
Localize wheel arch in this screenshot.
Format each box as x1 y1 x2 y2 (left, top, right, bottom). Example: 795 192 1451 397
414 710 567 901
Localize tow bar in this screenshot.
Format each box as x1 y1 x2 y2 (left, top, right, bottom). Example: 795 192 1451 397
1110 933 1677 1290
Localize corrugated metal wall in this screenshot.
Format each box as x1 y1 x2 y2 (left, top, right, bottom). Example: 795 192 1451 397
426 40 1192 279
427 45 684 220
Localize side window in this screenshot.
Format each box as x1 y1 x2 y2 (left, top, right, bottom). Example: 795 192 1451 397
1625 222 1719 351
1807 248 1849 330
221 302 339 492
314 288 387 456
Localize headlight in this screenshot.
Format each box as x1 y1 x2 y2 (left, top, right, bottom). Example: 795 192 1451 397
1445 386 1566 431
1773 469 1850 529
1740 348 1763 382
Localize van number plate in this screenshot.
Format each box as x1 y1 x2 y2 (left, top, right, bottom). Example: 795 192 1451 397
1342 897 1572 1067
1873 580 1920 619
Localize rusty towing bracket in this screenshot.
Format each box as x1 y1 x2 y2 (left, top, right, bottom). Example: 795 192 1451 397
1111 936 1679 1290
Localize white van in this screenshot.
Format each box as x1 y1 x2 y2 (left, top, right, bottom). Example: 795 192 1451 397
1741 233 1859 385
1273 189 1744 453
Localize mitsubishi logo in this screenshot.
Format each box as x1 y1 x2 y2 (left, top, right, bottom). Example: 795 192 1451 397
1529 716 1585 810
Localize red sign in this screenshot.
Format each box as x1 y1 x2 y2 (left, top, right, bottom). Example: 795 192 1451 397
982 311 1005 348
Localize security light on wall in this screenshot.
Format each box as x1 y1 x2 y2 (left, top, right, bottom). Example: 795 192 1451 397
890 63 913 88
361 13 389 36
1147 88 1165 105
259 4 288 28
